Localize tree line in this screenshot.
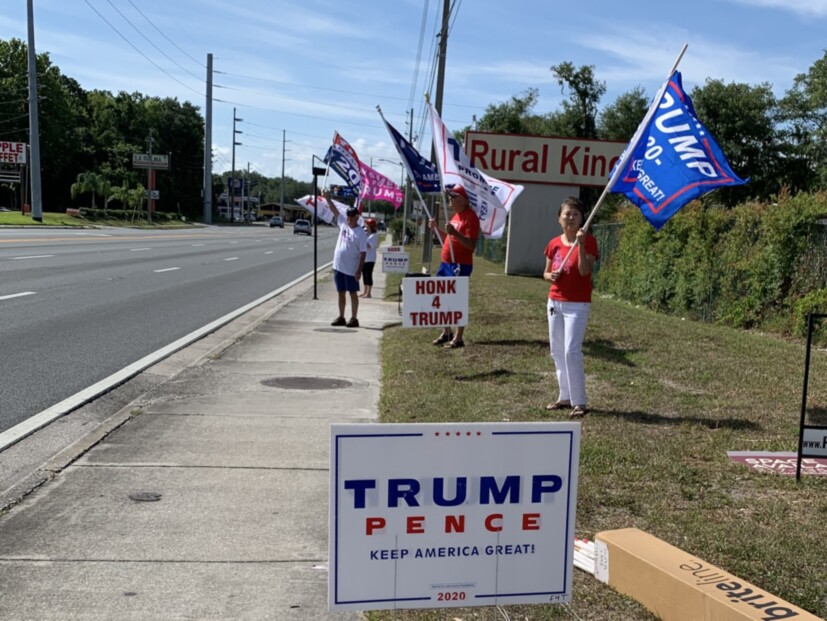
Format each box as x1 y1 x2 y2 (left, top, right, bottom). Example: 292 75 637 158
3 35 827 219
0 38 313 219
463 54 827 209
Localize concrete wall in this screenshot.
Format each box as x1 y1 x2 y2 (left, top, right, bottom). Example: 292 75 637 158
505 184 575 275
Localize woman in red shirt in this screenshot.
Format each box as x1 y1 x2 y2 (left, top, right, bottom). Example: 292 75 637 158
542 197 599 417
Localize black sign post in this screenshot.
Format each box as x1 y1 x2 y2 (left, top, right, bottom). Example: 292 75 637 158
797 312 827 480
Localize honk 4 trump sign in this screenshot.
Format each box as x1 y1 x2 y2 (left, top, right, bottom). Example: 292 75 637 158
328 422 581 611
402 276 468 328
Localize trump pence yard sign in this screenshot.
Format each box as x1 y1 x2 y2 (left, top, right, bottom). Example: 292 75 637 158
329 422 581 612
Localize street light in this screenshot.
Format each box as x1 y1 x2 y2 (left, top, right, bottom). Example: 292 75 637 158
311 155 328 300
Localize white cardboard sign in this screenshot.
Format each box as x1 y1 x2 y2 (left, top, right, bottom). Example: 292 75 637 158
329 422 581 611
382 250 410 273
401 276 468 328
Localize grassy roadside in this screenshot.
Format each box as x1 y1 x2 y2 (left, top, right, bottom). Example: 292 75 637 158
369 252 827 621
0 211 200 228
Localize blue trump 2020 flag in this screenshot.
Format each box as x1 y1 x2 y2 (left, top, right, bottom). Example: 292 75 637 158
380 116 442 195
610 71 747 230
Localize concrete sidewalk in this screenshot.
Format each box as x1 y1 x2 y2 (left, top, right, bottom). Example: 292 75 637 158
0 253 401 620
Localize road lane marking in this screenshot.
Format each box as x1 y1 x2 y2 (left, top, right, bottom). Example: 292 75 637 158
0 260 335 452
264 251 273 255
224 257 239 261
11 255 54 260
131 247 152 252
0 291 36 301
153 267 181 273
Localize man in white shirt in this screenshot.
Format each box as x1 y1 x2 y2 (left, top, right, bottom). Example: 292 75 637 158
324 191 367 328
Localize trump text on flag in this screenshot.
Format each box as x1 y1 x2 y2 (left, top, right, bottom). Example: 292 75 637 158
402 276 468 328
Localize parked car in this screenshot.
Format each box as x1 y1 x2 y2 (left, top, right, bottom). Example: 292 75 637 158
269 216 284 228
293 219 312 235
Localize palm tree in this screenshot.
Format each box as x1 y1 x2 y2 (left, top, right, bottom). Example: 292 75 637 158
70 172 105 209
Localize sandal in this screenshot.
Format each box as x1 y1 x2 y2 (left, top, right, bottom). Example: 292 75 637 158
432 332 453 346
545 401 571 411
569 406 588 418
443 340 465 349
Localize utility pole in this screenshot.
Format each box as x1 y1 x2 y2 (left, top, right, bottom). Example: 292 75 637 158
231 108 242 221
246 161 251 220
403 107 413 246
26 0 42 222
146 129 154 224
280 129 290 217
423 0 450 264
203 53 213 224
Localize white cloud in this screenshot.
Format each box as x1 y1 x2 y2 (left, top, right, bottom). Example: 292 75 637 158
726 0 827 17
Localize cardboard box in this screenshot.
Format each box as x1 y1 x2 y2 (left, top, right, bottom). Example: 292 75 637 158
594 528 822 621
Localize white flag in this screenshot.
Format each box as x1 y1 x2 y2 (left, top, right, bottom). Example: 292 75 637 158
427 102 523 239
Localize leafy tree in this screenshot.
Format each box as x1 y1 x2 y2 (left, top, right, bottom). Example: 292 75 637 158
0 38 89 209
691 79 781 205
70 172 106 209
598 86 649 141
474 89 541 134
779 50 827 191
547 62 606 138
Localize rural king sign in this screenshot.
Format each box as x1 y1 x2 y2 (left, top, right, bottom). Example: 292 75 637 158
0 142 27 164
465 131 625 187
329 422 581 611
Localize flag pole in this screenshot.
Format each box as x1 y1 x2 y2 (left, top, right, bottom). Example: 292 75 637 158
556 43 688 271
376 105 446 248
424 94 457 266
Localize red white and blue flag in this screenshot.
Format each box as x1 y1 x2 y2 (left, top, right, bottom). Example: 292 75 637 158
379 115 442 195
610 71 747 230
324 132 362 196
428 102 523 239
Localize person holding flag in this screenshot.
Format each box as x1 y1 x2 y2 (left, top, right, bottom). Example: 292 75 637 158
428 183 480 349
543 196 599 418
323 189 367 328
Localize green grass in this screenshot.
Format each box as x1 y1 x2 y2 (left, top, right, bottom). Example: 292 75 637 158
368 253 827 621
0 211 198 228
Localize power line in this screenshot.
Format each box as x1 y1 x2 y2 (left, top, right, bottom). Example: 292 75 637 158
83 0 203 96
126 0 204 68
104 0 203 82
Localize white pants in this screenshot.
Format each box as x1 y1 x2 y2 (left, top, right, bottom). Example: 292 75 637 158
547 298 591 407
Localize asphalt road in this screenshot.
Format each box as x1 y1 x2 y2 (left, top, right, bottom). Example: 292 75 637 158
0 223 336 434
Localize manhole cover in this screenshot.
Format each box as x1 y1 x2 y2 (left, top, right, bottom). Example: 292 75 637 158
129 492 162 502
261 376 352 390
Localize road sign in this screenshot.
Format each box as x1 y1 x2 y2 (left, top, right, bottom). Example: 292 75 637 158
143 190 160 200
133 153 169 170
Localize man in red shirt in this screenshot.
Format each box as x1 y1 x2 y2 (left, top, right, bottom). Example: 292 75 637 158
428 184 480 349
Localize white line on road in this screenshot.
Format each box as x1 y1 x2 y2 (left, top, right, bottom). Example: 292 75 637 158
0 262 333 452
131 247 152 252
264 251 273 255
11 255 54 260
224 257 239 261
191 243 204 247
0 291 36 301
153 267 181 273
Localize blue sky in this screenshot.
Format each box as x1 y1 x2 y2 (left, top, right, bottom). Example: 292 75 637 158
4 0 827 183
